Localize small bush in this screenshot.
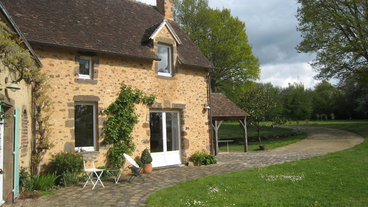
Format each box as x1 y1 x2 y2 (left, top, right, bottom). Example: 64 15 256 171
24 174 58 191
60 171 80 186
190 151 216 166
19 168 29 188
141 149 152 164
47 152 83 185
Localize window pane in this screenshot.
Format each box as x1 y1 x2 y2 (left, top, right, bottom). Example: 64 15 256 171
150 112 163 152
158 45 171 74
75 104 94 147
166 112 179 151
79 58 90 75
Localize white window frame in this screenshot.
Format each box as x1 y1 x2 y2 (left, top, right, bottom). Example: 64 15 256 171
157 44 172 77
74 103 96 152
78 56 92 79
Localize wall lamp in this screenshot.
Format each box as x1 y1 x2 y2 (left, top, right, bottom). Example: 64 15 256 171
204 104 211 110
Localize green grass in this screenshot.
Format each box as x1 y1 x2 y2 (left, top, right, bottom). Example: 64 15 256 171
218 121 306 151
219 133 307 151
147 120 368 207
219 121 293 139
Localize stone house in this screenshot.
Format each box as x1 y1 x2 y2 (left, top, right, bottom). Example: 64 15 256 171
0 2 41 204
2 0 213 169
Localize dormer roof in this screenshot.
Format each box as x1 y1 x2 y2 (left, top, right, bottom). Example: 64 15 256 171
149 19 182 45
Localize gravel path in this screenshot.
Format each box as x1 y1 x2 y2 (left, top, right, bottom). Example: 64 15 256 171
6 126 364 207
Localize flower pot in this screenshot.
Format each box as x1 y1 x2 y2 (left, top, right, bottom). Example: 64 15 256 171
143 163 152 174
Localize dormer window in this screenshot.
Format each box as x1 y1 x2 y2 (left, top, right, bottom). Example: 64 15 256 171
157 44 172 76
79 56 92 79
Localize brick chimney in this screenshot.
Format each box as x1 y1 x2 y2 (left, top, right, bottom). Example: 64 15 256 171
157 0 174 21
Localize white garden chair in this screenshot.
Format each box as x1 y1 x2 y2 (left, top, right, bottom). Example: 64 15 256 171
123 153 145 183
83 157 105 190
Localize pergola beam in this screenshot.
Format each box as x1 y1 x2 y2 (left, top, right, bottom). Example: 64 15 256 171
239 117 248 152
211 120 223 155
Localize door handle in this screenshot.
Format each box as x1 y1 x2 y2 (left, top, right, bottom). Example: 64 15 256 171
0 168 3 174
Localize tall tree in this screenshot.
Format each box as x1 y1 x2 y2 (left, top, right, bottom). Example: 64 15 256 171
240 83 277 146
281 83 313 121
174 0 260 92
312 81 341 119
297 0 368 83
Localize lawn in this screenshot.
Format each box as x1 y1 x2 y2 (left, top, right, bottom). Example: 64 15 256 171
218 121 306 151
147 120 368 207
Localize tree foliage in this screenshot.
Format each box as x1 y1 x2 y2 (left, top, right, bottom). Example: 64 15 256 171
174 0 260 92
240 83 277 145
297 0 368 83
103 83 155 168
281 83 313 121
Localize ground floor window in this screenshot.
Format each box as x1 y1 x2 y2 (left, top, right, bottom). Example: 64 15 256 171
75 103 95 152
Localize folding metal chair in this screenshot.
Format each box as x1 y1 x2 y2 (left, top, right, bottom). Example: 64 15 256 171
123 153 145 183
83 157 105 189
106 168 123 184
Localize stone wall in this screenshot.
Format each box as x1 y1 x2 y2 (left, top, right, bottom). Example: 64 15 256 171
32 24 211 167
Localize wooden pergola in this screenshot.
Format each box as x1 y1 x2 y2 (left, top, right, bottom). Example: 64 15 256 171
210 93 250 155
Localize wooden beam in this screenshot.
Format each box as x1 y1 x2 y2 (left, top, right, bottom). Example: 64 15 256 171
239 117 248 152
211 120 223 155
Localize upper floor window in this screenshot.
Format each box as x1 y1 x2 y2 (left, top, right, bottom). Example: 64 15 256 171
79 56 92 79
157 44 172 76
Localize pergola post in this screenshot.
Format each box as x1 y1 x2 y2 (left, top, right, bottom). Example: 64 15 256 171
211 120 223 155
239 117 248 152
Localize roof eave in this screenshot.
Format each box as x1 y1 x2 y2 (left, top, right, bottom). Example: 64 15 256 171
29 40 160 61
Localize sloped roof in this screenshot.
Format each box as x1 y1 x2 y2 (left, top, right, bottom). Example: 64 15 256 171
2 0 213 69
211 93 249 119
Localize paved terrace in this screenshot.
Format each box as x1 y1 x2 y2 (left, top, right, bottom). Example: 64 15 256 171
6 126 364 207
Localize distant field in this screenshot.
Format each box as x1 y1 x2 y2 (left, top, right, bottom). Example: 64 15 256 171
218 121 306 151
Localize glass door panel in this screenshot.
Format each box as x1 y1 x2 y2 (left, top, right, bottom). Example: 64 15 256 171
150 112 163 152
166 112 179 151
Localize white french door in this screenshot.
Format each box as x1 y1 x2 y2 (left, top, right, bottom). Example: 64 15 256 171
150 111 181 167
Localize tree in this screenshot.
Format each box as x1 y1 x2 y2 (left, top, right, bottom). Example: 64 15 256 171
281 83 313 121
174 0 260 92
240 83 277 147
297 0 368 83
311 81 341 119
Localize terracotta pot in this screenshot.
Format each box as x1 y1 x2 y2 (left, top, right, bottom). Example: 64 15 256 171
143 163 152 174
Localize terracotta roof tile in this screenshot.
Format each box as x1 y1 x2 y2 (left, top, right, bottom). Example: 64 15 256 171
2 0 213 69
211 93 249 119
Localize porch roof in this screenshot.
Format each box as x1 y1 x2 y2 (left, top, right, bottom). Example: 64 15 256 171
210 93 249 120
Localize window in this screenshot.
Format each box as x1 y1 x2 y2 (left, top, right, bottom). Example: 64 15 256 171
157 44 172 76
79 56 92 79
75 103 95 152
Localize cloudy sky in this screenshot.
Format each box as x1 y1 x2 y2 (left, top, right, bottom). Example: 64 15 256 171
138 0 320 88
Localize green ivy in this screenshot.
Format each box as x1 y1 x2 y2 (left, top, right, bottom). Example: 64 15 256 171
103 83 155 168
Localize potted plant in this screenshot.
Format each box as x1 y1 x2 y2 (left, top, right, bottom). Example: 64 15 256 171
141 149 153 174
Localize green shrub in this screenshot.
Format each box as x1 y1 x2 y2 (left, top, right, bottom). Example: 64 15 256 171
47 152 83 185
19 168 29 188
60 171 80 186
190 151 216 166
141 149 152 164
24 174 58 191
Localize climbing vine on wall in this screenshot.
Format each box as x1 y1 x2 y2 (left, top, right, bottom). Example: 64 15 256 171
104 83 155 168
0 21 53 175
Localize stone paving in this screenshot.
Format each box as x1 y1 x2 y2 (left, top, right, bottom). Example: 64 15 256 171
5 126 363 207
